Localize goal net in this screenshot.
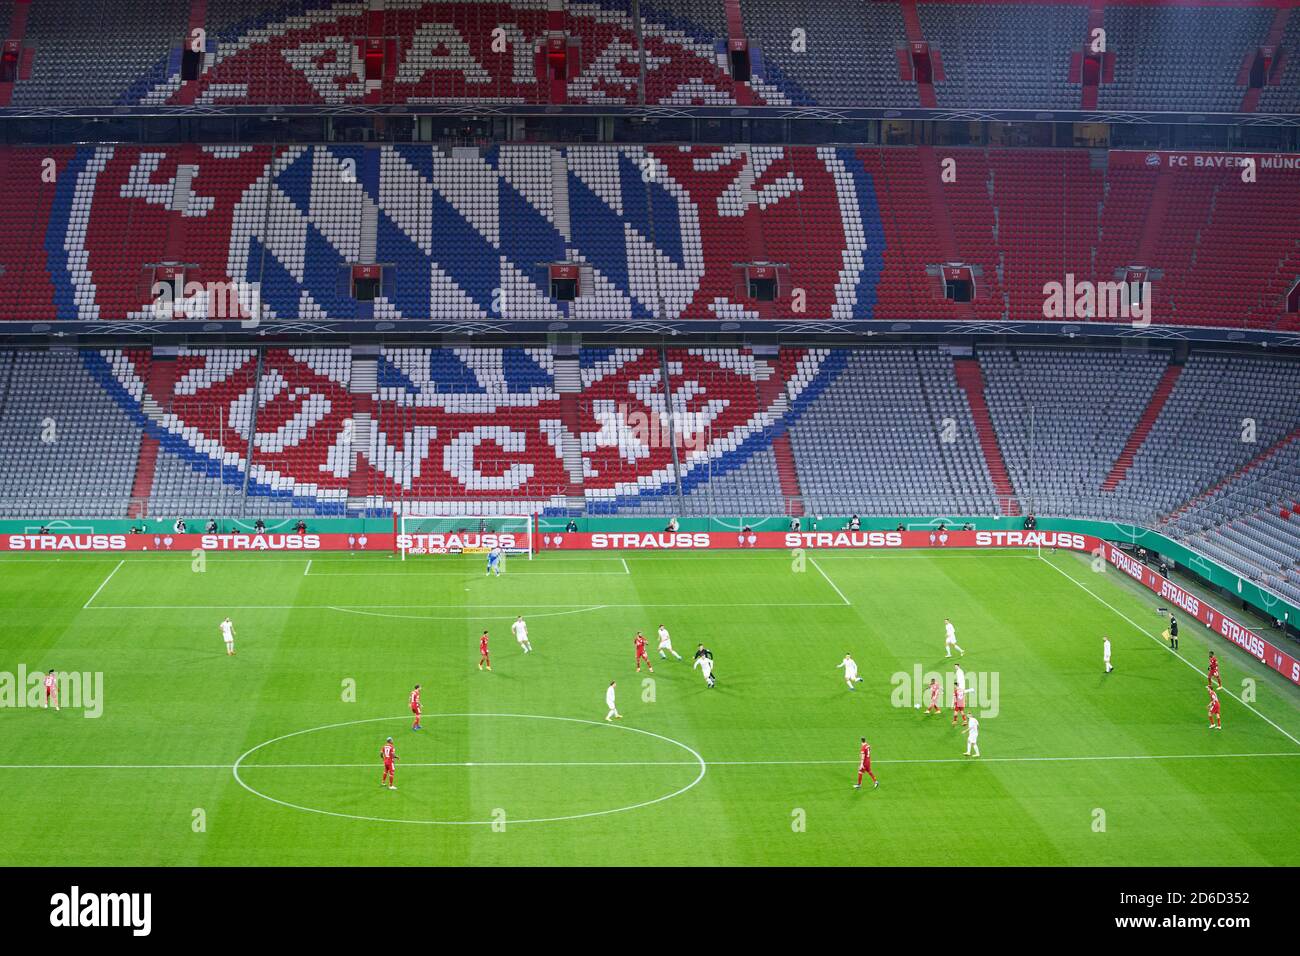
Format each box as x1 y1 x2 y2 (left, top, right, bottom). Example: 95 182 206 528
397 513 535 562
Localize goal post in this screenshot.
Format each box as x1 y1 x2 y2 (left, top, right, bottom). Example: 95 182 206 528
396 513 536 562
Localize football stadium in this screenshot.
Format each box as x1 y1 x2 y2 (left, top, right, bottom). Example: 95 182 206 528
0 0 1297 928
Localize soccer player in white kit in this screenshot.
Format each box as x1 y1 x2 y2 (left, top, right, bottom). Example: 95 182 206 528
657 624 682 660
837 653 863 690
220 617 236 656
605 680 621 721
512 616 532 653
965 714 980 757
954 663 966 699
693 645 716 688
1103 636 1113 673
944 618 964 657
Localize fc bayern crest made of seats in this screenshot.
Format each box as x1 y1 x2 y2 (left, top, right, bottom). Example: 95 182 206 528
89 346 841 511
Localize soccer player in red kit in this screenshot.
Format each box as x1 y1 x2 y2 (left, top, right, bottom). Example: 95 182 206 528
1207 687 1222 729
381 737 399 789
43 670 59 711
854 738 878 790
478 630 491 671
926 677 941 715
952 682 968 726
1207 652 1222 689
409 684 422 731
634 632 654 673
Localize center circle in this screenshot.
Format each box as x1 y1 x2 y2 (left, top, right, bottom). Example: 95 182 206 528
231 713 708 825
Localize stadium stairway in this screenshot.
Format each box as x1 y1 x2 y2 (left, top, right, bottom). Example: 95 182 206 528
1238 6 1291 113
755 354 803 515
346 348 376 514
553 353 587 510
954 357 1019 515
1101 361 1183 491
898 0 937 107
127 351 176 518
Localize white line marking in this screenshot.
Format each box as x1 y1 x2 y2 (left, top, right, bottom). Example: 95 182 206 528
85 601 848 610
621 557 630 575
231 714 707 826
83 559 124 609
4 752 1295 771
809 556 851 606
1039 553 1300 749
304 559 312 577
326 604 608 622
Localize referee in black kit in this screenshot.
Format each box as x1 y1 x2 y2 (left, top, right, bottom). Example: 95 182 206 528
1168 614 1179 650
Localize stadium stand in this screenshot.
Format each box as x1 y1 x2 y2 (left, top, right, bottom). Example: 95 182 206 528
1097 5 1274 113
3 1 1297 113
4 143 1296 328
918 3 1087 111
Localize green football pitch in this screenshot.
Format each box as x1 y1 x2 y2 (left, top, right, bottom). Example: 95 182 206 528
2 546 1297 867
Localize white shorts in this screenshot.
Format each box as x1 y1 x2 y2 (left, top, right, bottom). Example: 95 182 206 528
224 638 234 648
516 636 528 645
945 636 957 645
658 640 672 650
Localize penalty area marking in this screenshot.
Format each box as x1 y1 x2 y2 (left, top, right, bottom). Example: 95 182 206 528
1039 552 1300 749
809 557 851 606
326 604 609 622
231 713 707 826
83 559 124 609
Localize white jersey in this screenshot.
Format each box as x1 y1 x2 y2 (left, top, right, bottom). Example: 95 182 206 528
512 620 528 643
839 657 859 681
220 620 234 642
967 716 980 741
693 655 714 678
954 665 966 692
945 622 957 643
657 627 672 648
605 686 617 709
1103 639 1112 661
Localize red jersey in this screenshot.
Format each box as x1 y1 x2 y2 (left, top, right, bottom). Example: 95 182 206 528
635 635 648 656
929 683 941 705
409 688 421 711
953 685 966 708
479 635 490 655
43 673 56 691
381 743 396 764
1208 690 1220 713
859 742 871 766
1208 657 1219 675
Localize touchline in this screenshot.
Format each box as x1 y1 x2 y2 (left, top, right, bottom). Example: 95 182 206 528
49 886 151 936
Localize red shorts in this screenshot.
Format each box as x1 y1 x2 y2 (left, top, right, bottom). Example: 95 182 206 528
954 701 965 712
636 649 648 659
859 761 871 773
383 762 395 773
44 687 54 698
1209 703 1220 714
410 705 421 715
